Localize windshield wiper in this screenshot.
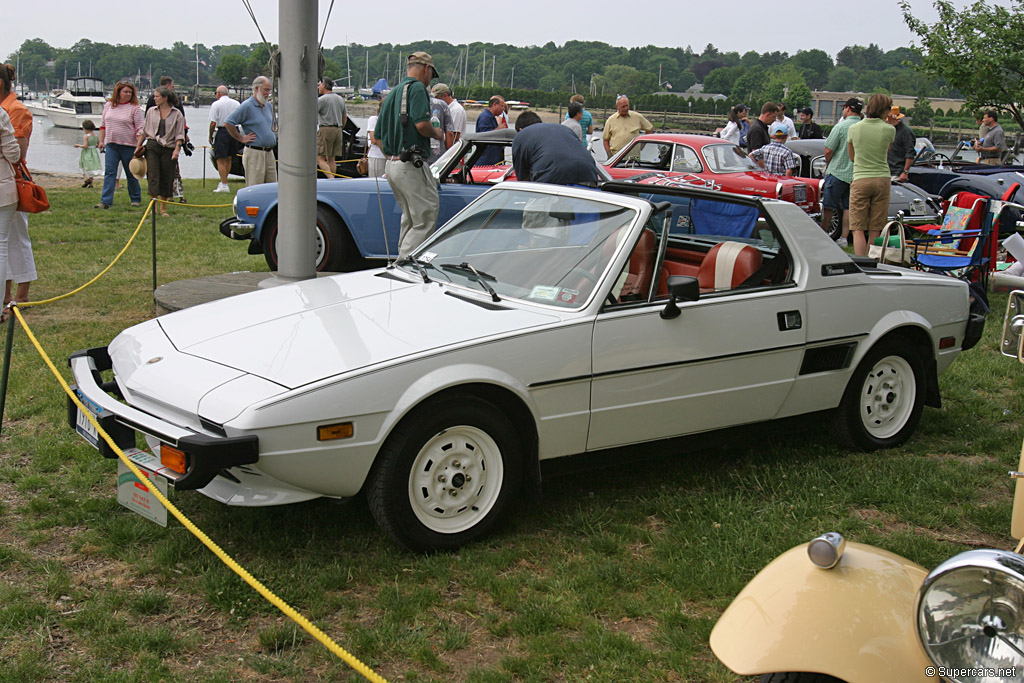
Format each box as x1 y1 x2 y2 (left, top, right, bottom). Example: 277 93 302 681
441 262 501 302
395 256 433 283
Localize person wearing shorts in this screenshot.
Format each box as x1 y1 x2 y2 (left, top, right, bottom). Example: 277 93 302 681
209 86 241 192
821 97 862 246
847 94 896 256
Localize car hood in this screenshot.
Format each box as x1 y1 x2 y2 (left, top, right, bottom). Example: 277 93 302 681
156 269 562 389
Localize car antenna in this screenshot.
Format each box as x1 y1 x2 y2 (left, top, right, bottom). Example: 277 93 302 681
373 174 393 267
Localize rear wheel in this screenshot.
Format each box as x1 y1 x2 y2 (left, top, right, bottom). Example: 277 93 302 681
261 205 361 272
833 337 925 450
366 396 523 552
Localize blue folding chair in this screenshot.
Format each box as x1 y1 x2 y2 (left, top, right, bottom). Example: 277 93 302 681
910 193 994 287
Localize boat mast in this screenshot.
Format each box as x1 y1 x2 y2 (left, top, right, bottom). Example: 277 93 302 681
364 50 369 90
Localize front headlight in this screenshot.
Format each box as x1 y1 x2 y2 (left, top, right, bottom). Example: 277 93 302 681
917 549 1024 682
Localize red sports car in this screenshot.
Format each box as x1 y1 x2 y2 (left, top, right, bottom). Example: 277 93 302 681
604 133 820 216
469 132 820 217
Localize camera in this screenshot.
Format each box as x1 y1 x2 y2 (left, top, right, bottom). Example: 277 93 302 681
399 147 425 168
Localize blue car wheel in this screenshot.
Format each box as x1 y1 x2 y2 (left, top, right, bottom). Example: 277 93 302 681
261 206 361 273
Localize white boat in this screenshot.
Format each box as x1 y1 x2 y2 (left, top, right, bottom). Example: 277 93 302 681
24 77 106 129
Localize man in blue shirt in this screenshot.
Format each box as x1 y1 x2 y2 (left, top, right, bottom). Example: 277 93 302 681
225 75 277 186
475 96 507 165
512 112 598 185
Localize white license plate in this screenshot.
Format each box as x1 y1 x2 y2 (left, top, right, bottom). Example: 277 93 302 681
910 202 926 216
793 185 807 203
75 402 100 448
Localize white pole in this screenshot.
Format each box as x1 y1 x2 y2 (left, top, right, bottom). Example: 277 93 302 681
272 0 318 282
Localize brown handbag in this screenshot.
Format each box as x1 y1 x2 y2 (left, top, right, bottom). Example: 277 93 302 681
356 156 368 176
12 162 49 213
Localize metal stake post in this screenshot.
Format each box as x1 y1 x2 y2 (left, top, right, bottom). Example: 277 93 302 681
0 309 16 431
152 207 158 291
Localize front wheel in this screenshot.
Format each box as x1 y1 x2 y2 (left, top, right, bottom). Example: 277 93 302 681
366 396 524 552
833 337 925 450
761 674 846 683
261 205 361 272
825 209 843 241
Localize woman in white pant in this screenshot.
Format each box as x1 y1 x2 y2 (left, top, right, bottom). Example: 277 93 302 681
0 106 23 321
0 63 36 308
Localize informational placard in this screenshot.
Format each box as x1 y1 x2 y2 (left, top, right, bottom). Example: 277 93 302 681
116 450 169 527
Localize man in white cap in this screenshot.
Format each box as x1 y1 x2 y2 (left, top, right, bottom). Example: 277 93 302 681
432 83 465 142
374 51 444 257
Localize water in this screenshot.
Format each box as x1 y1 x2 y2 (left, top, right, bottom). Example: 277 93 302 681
25 104 372 179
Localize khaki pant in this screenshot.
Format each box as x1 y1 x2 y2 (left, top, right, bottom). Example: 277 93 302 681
849 177 890 233
980 157 1001 166
317 126 344 160
386 159 439 258
242 146 278 186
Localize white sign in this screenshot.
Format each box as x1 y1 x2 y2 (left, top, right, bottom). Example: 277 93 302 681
116 450 169 527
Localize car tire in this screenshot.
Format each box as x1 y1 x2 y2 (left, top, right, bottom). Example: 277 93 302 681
826 209 843 241
833 337 925 451
261 206 361 273
760 674 846 683
366 396 523 553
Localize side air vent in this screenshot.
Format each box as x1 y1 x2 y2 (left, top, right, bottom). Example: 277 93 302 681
800 343 856 375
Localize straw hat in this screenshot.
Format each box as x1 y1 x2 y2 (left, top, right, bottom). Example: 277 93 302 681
129 156 147 179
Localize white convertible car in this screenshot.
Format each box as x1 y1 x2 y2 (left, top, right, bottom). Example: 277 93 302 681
69 181 985 551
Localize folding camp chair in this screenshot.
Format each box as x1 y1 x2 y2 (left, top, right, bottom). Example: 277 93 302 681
910 191 995 287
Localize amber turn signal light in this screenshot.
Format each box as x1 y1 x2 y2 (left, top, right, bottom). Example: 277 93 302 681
245 206 259 216
317 422 354 441
160 444 188 474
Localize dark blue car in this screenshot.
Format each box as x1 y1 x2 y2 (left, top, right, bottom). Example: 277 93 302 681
220 129 518 272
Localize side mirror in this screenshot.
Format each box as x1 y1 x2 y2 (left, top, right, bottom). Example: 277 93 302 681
1000 290 1024 360
660 275 699 319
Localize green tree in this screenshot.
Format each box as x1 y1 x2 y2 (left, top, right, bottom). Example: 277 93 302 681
704 66 744 97
790 49 833 89
826 66 857 91
901 0 1024 129
217 54 248 88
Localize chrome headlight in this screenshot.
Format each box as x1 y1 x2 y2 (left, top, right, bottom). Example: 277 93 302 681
917 549 1024 682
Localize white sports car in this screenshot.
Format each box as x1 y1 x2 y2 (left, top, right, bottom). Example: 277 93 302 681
69 181 985 551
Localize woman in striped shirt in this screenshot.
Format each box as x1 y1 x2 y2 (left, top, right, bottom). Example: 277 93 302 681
97 82 144 209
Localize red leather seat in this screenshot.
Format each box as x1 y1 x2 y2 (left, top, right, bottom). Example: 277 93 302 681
697 241 762 292
616 229 656 300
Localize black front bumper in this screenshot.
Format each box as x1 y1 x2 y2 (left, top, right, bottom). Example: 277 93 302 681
68 347 260 491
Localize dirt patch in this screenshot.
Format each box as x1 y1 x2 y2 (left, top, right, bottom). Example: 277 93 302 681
25 170 87 190
850 507 1010 548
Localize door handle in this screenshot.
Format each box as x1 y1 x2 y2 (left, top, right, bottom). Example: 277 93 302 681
777 310 802 331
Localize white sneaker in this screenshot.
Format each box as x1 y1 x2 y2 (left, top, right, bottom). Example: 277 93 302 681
213 183 230 193
836 237 848 248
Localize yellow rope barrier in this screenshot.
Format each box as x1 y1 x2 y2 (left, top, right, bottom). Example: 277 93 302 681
4 192 389 681
9 307 388 683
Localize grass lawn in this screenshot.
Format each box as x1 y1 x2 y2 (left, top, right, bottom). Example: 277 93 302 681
1 178 1022 682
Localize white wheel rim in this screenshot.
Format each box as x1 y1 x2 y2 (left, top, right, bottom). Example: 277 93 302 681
407 425 504 534
859 355 916 440
313 224 325 269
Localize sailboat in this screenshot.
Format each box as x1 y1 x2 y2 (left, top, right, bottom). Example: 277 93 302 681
358 51 373 98
336 45 354 96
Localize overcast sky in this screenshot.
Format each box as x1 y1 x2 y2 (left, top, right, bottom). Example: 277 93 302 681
0 0 1006 67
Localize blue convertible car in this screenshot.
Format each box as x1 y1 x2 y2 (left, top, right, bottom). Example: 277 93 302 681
220 129 519 272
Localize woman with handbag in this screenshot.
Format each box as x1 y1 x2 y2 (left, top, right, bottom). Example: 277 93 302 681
0 106 24 321
135 87 184 218
0 63 37 309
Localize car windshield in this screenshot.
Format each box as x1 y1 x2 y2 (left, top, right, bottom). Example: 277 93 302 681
703 143 761 173
415 188 638 309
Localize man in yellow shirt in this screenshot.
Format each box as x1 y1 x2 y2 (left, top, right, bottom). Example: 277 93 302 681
602 96 653 157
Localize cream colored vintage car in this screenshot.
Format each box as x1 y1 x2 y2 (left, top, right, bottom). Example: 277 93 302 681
710 292 1024 683
70 181 982 551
